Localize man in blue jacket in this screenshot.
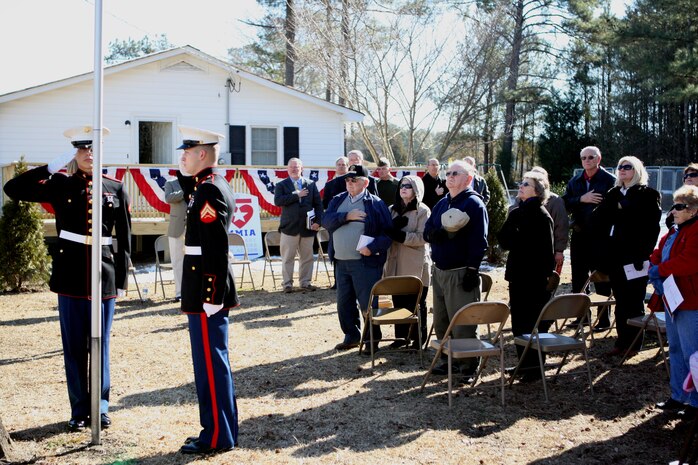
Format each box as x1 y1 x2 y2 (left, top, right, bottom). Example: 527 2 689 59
322 164 392 351
424 160 488 376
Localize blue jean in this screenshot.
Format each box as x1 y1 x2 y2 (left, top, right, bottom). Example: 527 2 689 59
57 296 115 419
665 308 698 407
334 259 383 343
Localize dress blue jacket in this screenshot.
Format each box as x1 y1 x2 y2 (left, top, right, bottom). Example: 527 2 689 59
322 190 392 268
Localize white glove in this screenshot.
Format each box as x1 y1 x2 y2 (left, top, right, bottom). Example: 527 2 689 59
203 303 223 317
117 289 126 298
178 159 192 177
47 151 76 174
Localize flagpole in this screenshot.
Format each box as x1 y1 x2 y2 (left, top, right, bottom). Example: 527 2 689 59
90 0 105 446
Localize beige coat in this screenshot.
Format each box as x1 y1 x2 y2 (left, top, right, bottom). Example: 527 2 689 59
383 176 431 286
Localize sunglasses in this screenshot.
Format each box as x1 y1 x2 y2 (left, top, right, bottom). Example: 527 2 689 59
580 155 596 161
345 177 362 184
445 171 465 177
685 172 698 180
399 184 413 189
617 164 634 171
671 203 690 212
519 181 532 187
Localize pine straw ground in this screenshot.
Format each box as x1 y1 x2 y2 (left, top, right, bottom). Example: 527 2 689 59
0 265 692 465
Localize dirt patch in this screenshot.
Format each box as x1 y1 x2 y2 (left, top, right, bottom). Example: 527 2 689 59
0 265 690 464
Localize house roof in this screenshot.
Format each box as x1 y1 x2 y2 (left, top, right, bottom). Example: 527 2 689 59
0 45 364 122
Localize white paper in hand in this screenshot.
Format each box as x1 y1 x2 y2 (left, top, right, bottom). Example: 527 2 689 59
663 274 684 316
623 260 649 280
356 234 374 251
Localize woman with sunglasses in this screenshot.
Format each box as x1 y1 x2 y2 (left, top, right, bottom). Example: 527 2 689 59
498 171 555 381
684 163 698 187
591 156 661 356
383 175 431 349
649 185 698 416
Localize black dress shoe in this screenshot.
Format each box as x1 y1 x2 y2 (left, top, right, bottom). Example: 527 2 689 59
387 340 409 349
180 439 231 455
67 417 88 431
360 343 380 355
334 341 359 351
656 398 684 411
678 405 698 418
100 413 112 428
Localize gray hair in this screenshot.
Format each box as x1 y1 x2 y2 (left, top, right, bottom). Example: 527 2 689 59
580 146 601 158
523 170 550 204
674 185 698 210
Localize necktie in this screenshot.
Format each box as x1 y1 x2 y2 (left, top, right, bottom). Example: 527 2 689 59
297 179 303 191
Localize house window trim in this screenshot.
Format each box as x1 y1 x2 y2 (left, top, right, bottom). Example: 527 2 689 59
247 125 283 166
132 117 178 164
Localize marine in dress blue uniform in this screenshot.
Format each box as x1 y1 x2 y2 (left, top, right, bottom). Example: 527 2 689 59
3 126 131 431
176 126 240 455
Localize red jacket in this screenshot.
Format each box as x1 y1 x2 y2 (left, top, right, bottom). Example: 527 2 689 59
650 217 698 310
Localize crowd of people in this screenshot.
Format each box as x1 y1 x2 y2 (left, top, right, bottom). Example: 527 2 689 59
4 125 698 455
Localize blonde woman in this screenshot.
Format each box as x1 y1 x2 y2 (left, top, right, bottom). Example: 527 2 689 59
591 156 661 356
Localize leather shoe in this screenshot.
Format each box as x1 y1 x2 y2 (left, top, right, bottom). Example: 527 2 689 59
678 406 698 418
388 340 409 349
67 417 88 431
300 284 318 291
100 413 111 428
656 398 684 411
592 324 610 332
180 439 231 455
335 341 359 350
360 342 380 355
184 436 199 445
283 286 293 293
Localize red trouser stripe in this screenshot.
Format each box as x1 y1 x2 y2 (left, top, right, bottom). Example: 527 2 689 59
200 313 220 448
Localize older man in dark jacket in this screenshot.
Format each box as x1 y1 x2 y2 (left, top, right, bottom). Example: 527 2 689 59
322 164 392 351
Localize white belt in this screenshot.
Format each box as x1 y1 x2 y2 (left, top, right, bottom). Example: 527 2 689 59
59 230 113 246
185 246 202 255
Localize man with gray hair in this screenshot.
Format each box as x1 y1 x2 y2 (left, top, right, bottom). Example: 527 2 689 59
463 156 490 204
563 146 616 330
424 160 489 377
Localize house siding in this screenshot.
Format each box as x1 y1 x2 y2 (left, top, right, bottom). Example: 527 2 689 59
0 51 353 167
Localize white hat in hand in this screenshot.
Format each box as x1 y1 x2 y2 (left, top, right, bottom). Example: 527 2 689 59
441 208 470 232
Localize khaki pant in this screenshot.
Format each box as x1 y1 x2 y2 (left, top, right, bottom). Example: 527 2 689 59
432 266 480 340
168 233 185 298
280 233 314 288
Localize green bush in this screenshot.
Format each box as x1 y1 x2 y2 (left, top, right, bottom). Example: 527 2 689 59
0 157 50 292
484 167 509 265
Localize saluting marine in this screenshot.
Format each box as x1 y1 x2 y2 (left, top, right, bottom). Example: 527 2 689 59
3 126 131 431
177 126 240 455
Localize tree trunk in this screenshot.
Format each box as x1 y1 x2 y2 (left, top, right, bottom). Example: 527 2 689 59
500 0 524 183
339 0 349 106
0 415 13 461
483 84 494 166
284 0 296 87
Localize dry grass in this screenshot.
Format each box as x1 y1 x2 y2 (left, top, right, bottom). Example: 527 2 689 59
0 265 691 464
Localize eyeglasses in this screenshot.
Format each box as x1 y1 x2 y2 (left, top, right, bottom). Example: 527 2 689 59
345 177 363 184
684 172 698 180
580 155 596 161
671 203 690 212
617 164 634 171
399 184 413 189
445 171 465 177
519 181 532 187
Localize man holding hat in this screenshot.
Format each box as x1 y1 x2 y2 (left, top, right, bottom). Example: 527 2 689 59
424 160 488 377
4 125 131 431
322 164 393 351
176 126 240 455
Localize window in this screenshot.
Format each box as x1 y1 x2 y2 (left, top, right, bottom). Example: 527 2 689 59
251 127 277 165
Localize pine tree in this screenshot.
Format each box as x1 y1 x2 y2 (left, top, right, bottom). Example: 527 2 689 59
0 157 50 292
484 167 509 264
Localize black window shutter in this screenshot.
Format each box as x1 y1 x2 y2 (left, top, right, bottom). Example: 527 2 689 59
283 127 299 164
229 125 246 165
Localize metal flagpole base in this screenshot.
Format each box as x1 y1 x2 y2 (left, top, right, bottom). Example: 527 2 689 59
90 336 102 445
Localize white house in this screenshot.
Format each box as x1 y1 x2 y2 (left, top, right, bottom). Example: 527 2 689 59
0 46 363 167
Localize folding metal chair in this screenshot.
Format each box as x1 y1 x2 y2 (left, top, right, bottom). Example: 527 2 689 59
509 293 594 402
128 258 143 302
261 231 283 289
358 276 424 372
421 301 510 407
228 233 255 290
154 235 173 298
313 229 332 282
619 310 669 378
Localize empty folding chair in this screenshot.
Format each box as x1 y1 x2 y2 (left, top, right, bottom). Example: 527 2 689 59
228 233 256 290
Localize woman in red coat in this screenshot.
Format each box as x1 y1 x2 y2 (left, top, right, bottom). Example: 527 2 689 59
649 185 698 416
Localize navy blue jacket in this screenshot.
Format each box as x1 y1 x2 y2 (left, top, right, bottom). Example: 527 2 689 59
424 188 488 270
562 168 616 231
322 191 392 268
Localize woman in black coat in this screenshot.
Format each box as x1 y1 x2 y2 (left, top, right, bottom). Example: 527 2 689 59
498 171 555 381
591 156 661 355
